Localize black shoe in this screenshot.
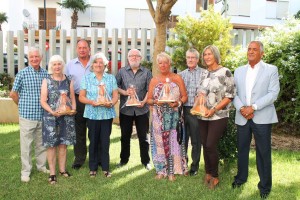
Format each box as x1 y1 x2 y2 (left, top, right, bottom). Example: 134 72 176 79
72 164 82 170
232 181 243 188
189 170 198 176
117 162 127 168
260 193 269 199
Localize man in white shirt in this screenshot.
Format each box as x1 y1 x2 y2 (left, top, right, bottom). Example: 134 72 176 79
232 41 280 199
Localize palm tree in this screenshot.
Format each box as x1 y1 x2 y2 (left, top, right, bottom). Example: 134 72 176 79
0 12 8 31
57 0 90 29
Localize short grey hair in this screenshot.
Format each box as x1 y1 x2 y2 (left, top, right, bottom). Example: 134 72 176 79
201 45 221 67
156 52 172 65
249 40 264 53
48 55 65 74
90 52 109 71
127 49 142 58
28 46 42 57
186 48 200 59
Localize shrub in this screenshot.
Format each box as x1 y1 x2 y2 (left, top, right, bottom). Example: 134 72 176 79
167 6 233 71
218 109 237 165
260 17 300 135
0 73 13 98
225 17 300 135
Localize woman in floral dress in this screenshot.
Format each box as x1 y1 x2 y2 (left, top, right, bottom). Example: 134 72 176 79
41 55 76 184
147 52 188 181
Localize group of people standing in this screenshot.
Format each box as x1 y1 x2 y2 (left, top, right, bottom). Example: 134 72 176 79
10 40 279 199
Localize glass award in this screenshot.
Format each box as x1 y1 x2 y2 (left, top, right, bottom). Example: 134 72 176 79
95 82 112 106
158 78 175 103
125 84 141 106
55 90 75 115
190 91 208 116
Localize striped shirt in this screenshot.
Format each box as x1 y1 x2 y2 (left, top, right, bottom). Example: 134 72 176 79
80 72 118 120
179 66 202 107
65 57 92 94
115 65 152 116
12 66 49 120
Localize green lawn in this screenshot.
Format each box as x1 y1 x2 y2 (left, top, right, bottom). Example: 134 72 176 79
0 124 299 200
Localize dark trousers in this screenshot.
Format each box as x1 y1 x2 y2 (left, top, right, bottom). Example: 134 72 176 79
119 112 150 165
87 119 112 171
235 120 272 194
183 106 202 172
198 118 228 177
73 95 88 165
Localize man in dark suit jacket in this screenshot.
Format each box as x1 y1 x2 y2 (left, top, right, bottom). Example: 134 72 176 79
232 41 280 199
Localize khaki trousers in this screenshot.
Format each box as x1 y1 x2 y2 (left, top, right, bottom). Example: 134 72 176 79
19 117 47 177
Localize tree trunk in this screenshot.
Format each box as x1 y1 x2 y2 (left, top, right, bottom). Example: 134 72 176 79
146 0 177 76
71 11 78 29
152 21 168 76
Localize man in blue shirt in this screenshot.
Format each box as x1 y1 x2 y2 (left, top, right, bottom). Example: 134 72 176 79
10 47 49 182
116 49 152 170
65 39 92 169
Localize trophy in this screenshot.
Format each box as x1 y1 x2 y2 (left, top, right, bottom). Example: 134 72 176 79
158 78 175 102
125 84 141 106
95 82 112 106
190 91 208 116
55 90 76 115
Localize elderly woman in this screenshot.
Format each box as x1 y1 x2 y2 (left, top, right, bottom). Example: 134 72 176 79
147 52 188 181
79 52 118 178
41 55 76 184
196 45 235 189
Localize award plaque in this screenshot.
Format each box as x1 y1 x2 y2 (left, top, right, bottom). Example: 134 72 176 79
55 90 76 115
95 82 112 106
158 78 175 103
190 92 209 116
126 84 141 106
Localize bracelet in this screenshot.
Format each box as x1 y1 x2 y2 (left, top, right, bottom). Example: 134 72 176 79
177 100 182 107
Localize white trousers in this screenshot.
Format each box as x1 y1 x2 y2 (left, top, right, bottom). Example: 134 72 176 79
19 117 47 177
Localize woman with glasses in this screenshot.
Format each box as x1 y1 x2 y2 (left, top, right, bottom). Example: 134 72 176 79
79 52 118 178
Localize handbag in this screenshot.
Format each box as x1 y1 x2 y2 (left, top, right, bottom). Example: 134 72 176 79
176 105 184 145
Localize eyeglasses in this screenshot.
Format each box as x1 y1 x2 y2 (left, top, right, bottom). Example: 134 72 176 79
129 55 141 58
186 56 197 60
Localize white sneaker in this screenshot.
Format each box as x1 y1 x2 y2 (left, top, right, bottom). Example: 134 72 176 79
145 163 152 171
21 176 30 183
38 168 50 174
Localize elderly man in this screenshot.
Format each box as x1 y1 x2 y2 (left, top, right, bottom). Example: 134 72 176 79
10 47 49 182
65 39 92 169
232 41 280 199
115 49 152 170
179 48 202 176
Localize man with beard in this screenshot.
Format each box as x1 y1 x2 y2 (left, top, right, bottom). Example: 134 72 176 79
115 49 152 170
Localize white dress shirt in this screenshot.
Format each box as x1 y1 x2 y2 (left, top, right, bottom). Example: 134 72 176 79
245 61 261 106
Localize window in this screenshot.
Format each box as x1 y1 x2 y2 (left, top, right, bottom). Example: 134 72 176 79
77 7 105 27
266 0 289 19
227 0 251 16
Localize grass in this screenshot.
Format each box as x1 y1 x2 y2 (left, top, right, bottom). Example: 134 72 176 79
0 123 299 200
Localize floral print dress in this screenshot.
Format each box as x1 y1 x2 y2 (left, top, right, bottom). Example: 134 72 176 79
151 81 188 176
42 76 76 147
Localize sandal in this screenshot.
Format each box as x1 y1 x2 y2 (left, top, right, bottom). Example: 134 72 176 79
59 171 71 177
89 171 97 178
155 174 164 180
103 171 111 178
48 175 57 185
